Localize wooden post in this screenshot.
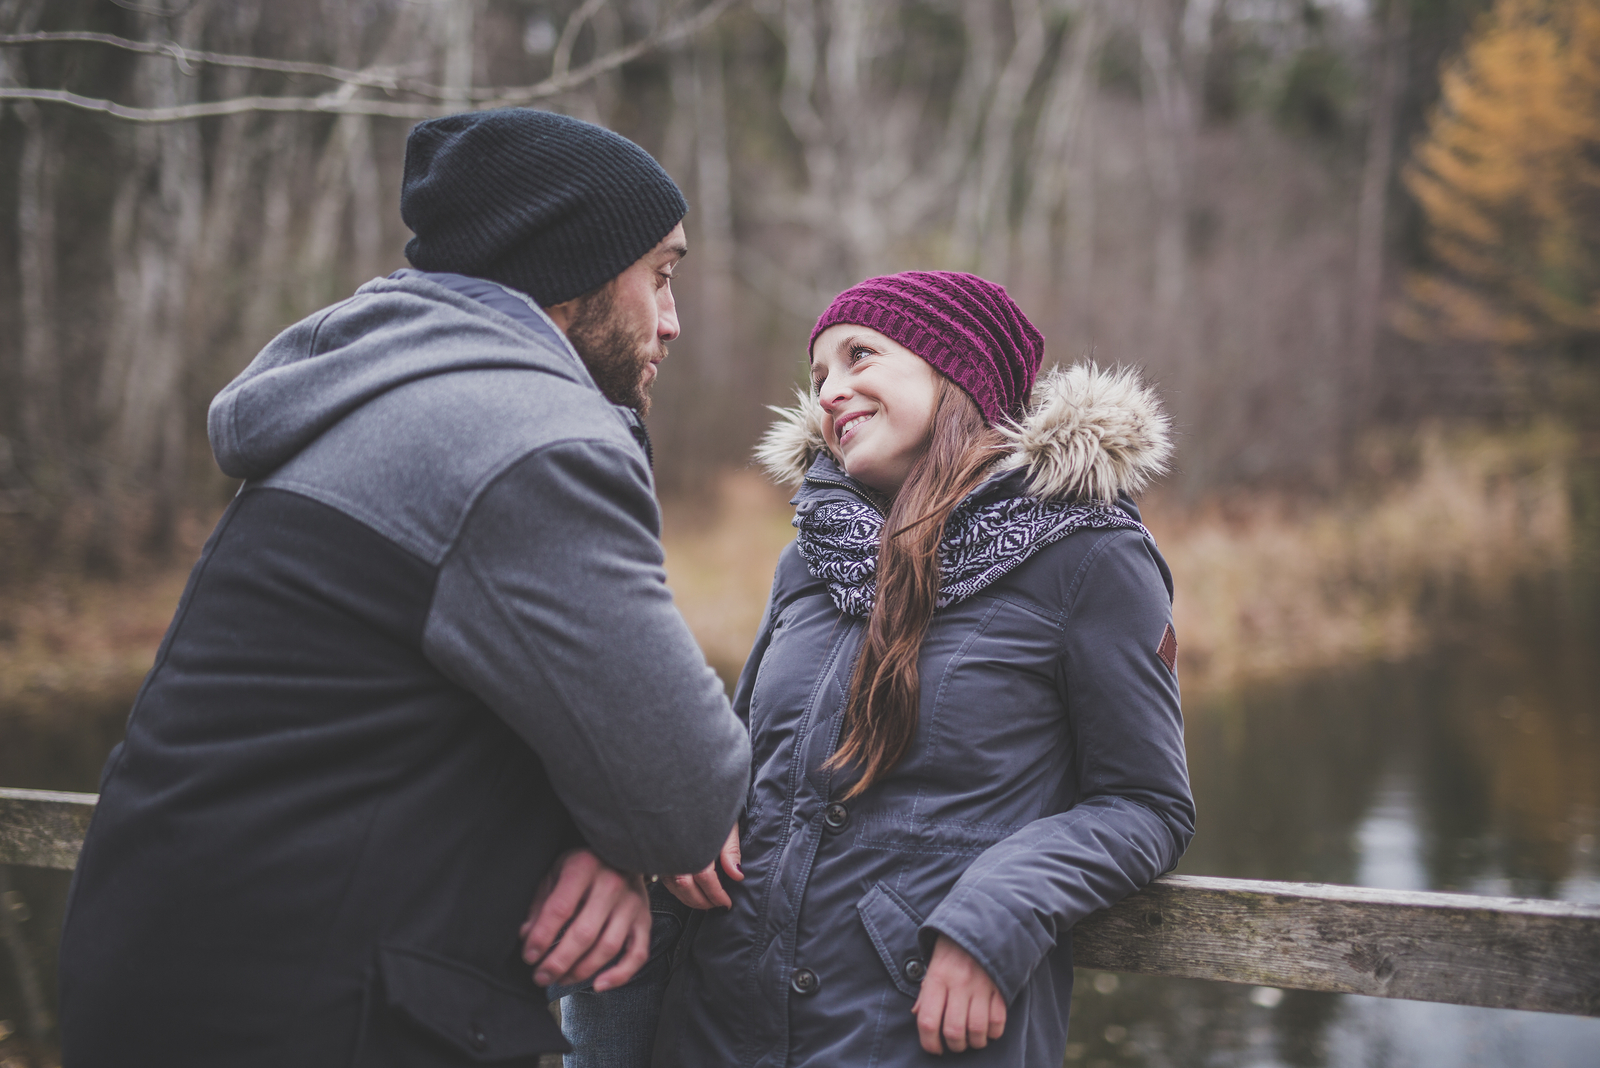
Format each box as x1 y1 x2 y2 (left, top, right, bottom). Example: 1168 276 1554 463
3 789 1598 1017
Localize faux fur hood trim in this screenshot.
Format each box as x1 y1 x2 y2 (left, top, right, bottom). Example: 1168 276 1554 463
754 363 1173 505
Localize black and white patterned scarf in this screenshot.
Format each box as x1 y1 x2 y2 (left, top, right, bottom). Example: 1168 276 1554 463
795 489 1149 618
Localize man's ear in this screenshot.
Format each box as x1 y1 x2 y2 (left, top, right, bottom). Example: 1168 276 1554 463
543 297 578 332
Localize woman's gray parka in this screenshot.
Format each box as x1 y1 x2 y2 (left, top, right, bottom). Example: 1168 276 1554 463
652 366 1195 1068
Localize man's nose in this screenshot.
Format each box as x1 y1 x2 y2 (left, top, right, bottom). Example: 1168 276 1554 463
658 291 680 343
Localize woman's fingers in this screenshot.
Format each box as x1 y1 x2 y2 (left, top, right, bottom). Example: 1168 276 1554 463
663 869 723 910
988 988 1007 1039
942 983 972 1052
693 866 732 909
912 979 948 1055
914 933 1006 1053
964 988 991 1049
718 824 744 882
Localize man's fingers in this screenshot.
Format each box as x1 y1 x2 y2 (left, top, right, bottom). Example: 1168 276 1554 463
555 907 633 986
590 911 651 993
913 980 947 1055
531 868 626 984
522 851 601 963
988 989 1007 1039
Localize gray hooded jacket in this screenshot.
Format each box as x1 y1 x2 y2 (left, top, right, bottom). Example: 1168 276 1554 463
59 271 749 1068
653 365 1194 1068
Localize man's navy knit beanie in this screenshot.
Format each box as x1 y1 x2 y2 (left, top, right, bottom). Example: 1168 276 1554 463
401 108 688 307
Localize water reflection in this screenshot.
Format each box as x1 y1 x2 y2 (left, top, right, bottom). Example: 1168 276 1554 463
1069 569 1600 1067
2 573 1598 1065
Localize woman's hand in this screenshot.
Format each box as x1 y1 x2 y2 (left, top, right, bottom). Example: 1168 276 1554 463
519 848 650 992
912 935 1007 1054
663 824 744 909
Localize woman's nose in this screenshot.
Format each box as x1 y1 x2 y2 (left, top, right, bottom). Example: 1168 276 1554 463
818 374 849 411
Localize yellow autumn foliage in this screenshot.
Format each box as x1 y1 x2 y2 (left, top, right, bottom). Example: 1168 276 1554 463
1400 0 1600 349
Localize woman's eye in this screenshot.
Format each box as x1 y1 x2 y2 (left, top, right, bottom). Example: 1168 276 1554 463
849 347 871 363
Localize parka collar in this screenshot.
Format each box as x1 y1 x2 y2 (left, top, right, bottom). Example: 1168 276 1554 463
759 363 1173 507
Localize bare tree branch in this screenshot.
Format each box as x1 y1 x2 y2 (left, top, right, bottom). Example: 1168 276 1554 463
0 0 738 121
553 0 614 81
0 85 442 120
0 32 437 94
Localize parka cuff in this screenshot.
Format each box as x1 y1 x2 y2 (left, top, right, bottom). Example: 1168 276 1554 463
919 886 1048 1004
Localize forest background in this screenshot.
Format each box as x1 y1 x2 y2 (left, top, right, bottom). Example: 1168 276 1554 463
3 1 1600 1064
0 0 1596 712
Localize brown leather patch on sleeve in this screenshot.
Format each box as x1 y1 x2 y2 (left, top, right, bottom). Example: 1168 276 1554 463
1157 623 1178 675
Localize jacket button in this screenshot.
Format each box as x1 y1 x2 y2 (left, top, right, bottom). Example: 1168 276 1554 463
790 967 820 995
903 958 927 983
468 1029 488 1052
823 802 850 833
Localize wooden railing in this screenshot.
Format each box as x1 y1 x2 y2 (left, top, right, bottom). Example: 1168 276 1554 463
4 786 1598 1017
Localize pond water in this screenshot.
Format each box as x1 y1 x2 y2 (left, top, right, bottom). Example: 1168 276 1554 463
1 572 1597 1066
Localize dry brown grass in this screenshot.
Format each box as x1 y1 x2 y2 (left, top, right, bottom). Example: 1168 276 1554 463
663 424 1581 700
1149 423 1577 696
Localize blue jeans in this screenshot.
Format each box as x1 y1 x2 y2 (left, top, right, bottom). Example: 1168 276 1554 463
548 884 687 1068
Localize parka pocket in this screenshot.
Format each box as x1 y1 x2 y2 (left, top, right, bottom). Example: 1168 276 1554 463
353 945 570 1066
855 882 929 1000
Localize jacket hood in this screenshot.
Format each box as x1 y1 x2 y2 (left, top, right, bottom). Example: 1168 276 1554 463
754 363 1173 504
209 272 592 480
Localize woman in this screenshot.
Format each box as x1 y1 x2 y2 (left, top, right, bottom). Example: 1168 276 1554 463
654 271 1193 1066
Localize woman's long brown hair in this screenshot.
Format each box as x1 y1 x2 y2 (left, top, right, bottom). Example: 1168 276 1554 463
827 379 1006 798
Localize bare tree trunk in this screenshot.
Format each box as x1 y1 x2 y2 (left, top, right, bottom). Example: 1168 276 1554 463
692 37 736 379
1063 77 1098 341
1016 0 1102 317
300 6 423 306
15 101 62 490
1138 0 1192 325
1349 0 1408 427
99 9 209 554
954 0 1046 275
439 0 477 111
243 117 304 351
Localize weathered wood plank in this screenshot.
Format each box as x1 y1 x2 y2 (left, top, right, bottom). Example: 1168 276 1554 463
3 791 1598 1017
1073 874 1600 1017
0 787 98 870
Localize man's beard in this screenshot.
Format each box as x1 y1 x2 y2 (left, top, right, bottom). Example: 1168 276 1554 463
564 284 663 416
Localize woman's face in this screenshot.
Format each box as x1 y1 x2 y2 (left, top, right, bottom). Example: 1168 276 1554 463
811 324 942 496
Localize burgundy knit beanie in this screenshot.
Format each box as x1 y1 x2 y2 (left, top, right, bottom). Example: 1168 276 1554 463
808 271 1045 425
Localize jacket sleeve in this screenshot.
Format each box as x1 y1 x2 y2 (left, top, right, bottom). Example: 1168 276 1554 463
421 439 751 877
920 529 1195 1002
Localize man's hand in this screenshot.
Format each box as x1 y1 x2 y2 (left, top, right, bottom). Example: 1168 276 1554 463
519 848 650 992
911 934 1007 1054
663 824 743 910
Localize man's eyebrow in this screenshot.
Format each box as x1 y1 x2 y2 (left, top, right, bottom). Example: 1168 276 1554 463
661 242 689 262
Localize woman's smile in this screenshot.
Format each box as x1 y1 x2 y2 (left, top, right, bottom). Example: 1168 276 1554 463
835 409 876 444
811 324 942 495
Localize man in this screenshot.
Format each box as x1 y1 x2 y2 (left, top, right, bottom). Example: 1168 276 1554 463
59 109 750 1066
